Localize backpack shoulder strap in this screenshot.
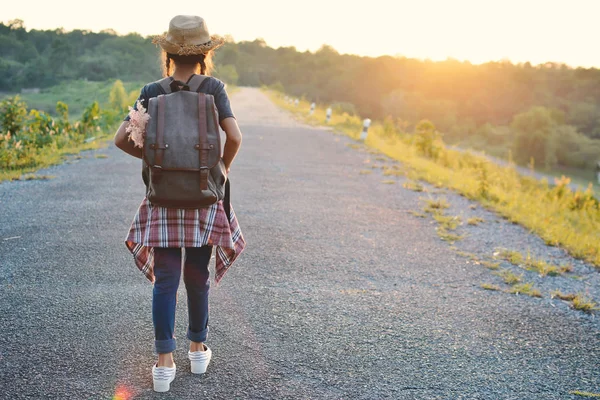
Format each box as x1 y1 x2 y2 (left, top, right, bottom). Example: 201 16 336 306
154 77 174 94
187 74 209 92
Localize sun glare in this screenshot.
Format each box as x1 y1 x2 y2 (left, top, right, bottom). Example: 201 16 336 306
2 0 600 67
113 385 133 400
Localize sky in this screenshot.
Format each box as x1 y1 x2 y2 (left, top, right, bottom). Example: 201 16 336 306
3 0 599 67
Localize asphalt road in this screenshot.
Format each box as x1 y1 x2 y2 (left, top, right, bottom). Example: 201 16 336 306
1 88 599 399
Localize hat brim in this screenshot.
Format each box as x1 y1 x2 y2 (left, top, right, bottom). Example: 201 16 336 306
152 34 225 55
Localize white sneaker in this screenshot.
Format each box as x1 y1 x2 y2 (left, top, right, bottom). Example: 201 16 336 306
152 362 176 392
188 344 212 374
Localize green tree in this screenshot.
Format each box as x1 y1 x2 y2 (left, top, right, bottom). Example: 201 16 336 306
215 64 239 86
511 107 559 168
109 80 128 111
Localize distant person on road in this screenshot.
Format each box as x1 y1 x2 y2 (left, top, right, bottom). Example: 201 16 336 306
113 15 245 392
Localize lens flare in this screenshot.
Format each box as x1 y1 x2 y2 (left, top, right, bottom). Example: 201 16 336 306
113 385 132 400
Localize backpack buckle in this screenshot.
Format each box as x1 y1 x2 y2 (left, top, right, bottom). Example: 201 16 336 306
170 80 190 92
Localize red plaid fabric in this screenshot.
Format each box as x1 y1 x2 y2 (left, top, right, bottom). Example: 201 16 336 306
125 197 246 286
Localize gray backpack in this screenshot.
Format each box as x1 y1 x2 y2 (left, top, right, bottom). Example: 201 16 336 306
142 74 228 210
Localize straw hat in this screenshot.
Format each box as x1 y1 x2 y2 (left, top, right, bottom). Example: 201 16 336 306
152 15 225 56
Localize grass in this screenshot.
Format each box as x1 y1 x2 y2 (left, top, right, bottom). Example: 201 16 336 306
507 282 542 297
481 260 501 270
384 168 406 177
551 290 577 301
0 134 112 182
416 197 465 243
266 89 600 268
523 251 573 276
2 79 145 118
19 174 56 181
409 211 427 218
546 164 600 194
433 214 461 230
452 249 501 270
571 294 599 312
551 290 599 313
495 248 572 277
494 269 523 285
495 249 524 265
423 197 450 214
467 217 485 225
94 154 109 159
569 391 600 398
403 181 425 192
436 227 464 243
481 283 501 291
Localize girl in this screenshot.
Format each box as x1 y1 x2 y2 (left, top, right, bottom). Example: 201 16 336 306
113 15 245 392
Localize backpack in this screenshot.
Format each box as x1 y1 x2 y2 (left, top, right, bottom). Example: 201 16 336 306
142 74 229 211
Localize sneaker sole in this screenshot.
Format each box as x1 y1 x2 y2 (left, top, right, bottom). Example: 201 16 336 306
190 360 209 374
153 378 173 392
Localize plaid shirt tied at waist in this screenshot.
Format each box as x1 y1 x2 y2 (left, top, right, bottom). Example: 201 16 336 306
125 197 246 285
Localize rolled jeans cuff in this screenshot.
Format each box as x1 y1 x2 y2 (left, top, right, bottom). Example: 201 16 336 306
155 338 176 354
187 325 209 343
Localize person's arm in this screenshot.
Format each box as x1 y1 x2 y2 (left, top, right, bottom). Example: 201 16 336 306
114 84 149 159
220 117 242 173
113 121 143 159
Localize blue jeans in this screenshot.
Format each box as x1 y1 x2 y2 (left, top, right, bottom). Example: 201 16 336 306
152 245 213 354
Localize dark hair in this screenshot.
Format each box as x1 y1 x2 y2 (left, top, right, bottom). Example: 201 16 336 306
161 50 214 77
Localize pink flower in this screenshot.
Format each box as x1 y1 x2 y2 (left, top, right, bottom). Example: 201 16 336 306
126 100 151 148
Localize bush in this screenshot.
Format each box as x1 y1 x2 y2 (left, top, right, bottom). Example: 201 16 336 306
0 95 28 135
331 102 357 116
269 81 284 93
414 119 444 159
79 101 100 137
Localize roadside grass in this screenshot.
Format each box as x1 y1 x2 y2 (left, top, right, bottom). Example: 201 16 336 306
481 283 502 291
266 90 600 268
571 294 599 312
494 269 523 285
507 282 542 297
423 197 450 214
0 134 112 182
494 248 573 277
467 217 485 225
385 168 407 177
409 211 427 218
551 290 577 301
19 173 56 180
481 260 501 270
451 248 599 310
1 80 139 183
436 228 464 243
569 391 600 398
495 249 524 265
552 290 600 313
403 180 425 192
433 214 461 230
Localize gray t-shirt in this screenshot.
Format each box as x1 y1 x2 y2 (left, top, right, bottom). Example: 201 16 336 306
124 75 235 122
